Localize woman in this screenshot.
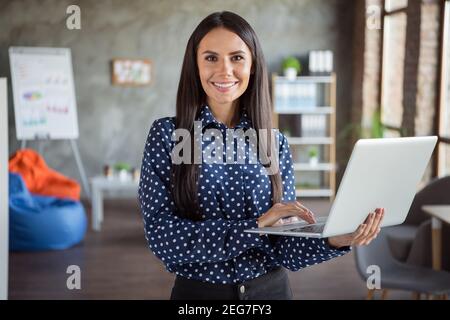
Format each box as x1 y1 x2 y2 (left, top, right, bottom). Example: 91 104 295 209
138 11 384 300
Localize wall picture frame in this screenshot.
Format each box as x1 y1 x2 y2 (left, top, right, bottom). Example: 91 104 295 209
111 58 152 86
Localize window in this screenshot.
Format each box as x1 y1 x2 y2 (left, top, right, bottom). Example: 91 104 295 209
380 0 408 137
381 12 407 130
438 0 450 176
378 0 450 177
385 0 408 12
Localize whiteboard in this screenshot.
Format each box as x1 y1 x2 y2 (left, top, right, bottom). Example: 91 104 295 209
0 78 8 299
9 47 79 139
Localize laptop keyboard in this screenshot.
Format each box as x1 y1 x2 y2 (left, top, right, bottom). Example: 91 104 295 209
285 224 325 234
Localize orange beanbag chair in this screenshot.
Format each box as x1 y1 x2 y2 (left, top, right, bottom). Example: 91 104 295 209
9 149 80 201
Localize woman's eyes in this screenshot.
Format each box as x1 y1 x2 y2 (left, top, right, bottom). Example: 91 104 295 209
205 55 244 62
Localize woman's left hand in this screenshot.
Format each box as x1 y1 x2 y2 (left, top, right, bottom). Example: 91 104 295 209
327 208 385 249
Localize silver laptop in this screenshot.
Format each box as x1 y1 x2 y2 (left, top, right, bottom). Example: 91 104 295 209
244 136 438 238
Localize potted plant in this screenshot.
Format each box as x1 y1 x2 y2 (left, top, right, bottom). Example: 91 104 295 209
308 146 319 166
338 109 408 144
114 162 131 181
282 56 302 80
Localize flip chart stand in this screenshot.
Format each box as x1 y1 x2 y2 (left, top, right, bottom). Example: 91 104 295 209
21 136 91 200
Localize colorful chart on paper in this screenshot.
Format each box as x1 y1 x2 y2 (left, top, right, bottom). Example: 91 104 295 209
9 47 79 139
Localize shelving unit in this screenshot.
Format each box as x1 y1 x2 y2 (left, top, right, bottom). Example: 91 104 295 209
272 73 336 200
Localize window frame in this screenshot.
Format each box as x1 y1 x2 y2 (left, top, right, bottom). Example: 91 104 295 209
378 0 408 136
435 0 450 177
379 0 450 177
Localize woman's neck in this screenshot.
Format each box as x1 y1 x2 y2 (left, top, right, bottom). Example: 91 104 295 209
207 100 240 128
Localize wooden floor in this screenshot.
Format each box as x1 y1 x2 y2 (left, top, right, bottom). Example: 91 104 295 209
8 198 412 300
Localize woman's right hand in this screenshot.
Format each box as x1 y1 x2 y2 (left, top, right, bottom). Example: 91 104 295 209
257 201 316 228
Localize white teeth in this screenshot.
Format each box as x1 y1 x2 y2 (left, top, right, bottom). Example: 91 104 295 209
213 82 237 88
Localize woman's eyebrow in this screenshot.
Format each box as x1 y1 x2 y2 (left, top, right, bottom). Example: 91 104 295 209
201 50 246 55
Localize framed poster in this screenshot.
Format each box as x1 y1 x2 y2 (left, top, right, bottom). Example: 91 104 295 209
111 58 152 86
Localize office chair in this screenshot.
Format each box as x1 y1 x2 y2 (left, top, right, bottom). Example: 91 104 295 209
354 226 450 299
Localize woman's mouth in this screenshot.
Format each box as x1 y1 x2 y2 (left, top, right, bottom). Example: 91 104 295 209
211 81 239 92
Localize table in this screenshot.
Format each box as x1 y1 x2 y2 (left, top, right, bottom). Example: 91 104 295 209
90 176 139 231
422 205 450 270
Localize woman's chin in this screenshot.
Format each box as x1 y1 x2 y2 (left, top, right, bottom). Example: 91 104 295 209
210 97 237 105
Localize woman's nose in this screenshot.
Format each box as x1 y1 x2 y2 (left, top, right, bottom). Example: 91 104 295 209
217 58 233 75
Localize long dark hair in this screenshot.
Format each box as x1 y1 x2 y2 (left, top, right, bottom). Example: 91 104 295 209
172 11 283 221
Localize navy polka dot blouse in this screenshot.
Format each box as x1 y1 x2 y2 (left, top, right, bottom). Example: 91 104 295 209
138 105 350 284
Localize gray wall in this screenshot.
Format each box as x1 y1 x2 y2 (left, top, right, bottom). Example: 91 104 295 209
0 0 355 193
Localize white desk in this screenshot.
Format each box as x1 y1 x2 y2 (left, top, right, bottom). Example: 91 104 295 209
90 176 139 231
422 205 450 270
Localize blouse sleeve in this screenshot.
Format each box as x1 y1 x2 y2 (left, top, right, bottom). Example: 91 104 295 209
138 118 269 267
269 132 351 272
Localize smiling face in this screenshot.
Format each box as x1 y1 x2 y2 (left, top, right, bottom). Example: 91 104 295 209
197 27 253 110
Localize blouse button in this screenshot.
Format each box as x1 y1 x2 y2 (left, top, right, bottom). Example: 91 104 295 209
240 285 245 294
